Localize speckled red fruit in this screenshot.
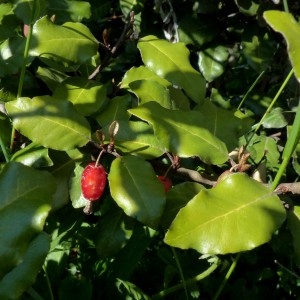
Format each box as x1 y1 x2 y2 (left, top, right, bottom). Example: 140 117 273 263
81 162 106 201
157 175 172 192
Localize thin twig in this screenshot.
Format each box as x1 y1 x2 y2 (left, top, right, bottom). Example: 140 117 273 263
88 11 135 80
176 167 216 186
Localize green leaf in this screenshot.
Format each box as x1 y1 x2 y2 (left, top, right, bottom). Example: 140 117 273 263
30 16 98 68
262 107 288 129
59 275 92 300
235 0 259 16
195 100 252 151
36 66 69 92
47 0 91 23
95 206 133 259
0 162 56 281
0 37 26 77
0 232 50 300
116 279 151 300
240 134 280 170
13 0 48 24
10 142 53 167
96 94 132 128
128 102 228 164
198 45 229 82
53 77 107 116
160 182 206 231
137 35 206 103
104 120 164 159
121 66 171 89
129 80 172 109
264 11 300 81
5 96 90 151
108 155 166 229
164 173 286 254
287 206 300 265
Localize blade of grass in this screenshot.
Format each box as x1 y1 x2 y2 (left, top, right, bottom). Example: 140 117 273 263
272 96 300 189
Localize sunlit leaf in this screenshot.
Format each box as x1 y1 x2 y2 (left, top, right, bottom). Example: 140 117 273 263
198 45 229 82
103 120 164 159
164 173 286 254
53 77 107 116
137 35 206 104
11 142 53 167
30 16 98 68
128 101 228 164
108 155 166 229
195 100 252 151
160 182 205 231
264 11 300 81
5 96 90 150
262 107 287 129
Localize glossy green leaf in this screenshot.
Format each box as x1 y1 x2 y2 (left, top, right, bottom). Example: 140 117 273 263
53 77 107 116
121 66 190 110
0 162 55 286
129 80 172 109
95 206 133 259
0 232 50 300
5 96 90 150
198 46 229 82
0 37 26 77
121 66 171 89
128 102 228 164
108 155 166 229
30 16 98 68
164 173 286 254
47 0 91 22
195 100 252 151
287 206 300 265
137 35 206 103
160 182 205 231
10 142 53 167
96 94 132 128
264 11 300 81
104 120 164 159
262 107 287 129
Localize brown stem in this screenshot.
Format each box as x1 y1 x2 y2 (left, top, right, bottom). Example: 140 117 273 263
274 182 300 195
88 11 135 80
176 167 216 186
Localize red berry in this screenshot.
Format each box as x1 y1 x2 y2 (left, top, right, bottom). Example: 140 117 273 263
81 162 106 201
157 175 172 192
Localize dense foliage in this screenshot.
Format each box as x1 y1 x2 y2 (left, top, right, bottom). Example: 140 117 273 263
1 0 300 299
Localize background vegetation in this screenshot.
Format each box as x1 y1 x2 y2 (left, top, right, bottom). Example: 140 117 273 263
1 0 300 299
